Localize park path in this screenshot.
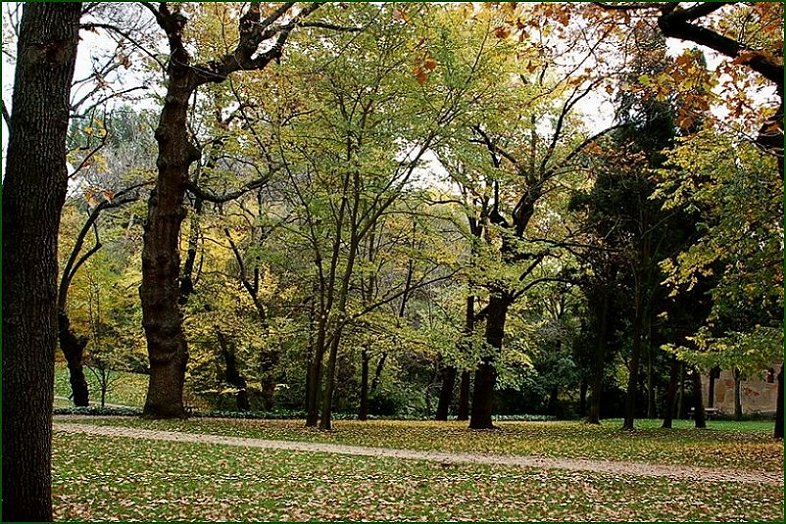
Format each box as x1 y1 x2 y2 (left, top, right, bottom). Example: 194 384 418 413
54 421 783 486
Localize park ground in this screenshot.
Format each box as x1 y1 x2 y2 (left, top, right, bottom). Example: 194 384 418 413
53 365 784 521
52 371 782 522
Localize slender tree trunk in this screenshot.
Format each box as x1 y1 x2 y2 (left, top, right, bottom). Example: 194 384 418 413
58 313 90 406
457 371 471 421
646 327 655 419
320 333 344 430
691 367 706 429
358 348 370 421
676 363 685 419
733 368 743 421
588 291 610 425
662 355 679 429
470 294 509 429
435 365 456 421
370 353 387 394
623 292 645 429
305 323 327 427
2 4 81 521
578 380 588 417
773 364 783 440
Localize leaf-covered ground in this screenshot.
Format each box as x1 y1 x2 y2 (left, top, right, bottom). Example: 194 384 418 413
71 417 783 472
52 431 783 522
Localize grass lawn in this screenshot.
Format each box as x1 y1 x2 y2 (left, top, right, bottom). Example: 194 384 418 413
54 362 148 407
52 431 784 522
67 417 783 472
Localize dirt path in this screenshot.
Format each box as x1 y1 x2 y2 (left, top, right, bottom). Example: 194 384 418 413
54 421 783 486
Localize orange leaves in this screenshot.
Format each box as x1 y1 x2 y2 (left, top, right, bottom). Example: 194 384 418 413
411 52 437 86
493 25 511 40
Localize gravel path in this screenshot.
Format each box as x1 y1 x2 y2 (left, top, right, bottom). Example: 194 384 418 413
54 421 783 486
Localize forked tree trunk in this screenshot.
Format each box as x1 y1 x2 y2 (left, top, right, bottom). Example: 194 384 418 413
215 329 250 411
469 294 510 429
2 4 82 521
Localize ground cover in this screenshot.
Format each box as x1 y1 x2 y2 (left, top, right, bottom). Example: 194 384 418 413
52 431 784 522
65 417 783 472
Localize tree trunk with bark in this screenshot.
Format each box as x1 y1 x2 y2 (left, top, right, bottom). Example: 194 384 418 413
457 371 471 421
691 367 706 429
58 313 90 406
358 348 370 421
2 3 81 521
623 290 645 429
733 368 743 421
662 355 680 429
435 365 456 421
215 329 250 411
708 366 719 408
578 380 588 417
469 294 510 429
588 290 610 425
141 2 319 419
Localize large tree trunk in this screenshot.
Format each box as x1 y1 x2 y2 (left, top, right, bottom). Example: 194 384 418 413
457 370 471 421
691 367 706 429
662 355 679 429
435 365 456 421
775 364 783 439
140 72 198 418
58 313 89 406
2 4 81 521
469 294 509 429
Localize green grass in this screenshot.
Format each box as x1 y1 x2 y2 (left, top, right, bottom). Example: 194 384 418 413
52 431 784 522
54 362 148 407
66 417 783 472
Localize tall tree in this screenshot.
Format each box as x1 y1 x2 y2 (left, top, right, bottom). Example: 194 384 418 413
138 2 321 418
1 3 82 521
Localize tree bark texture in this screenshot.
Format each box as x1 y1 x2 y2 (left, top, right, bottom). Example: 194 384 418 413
1 3 81 521
470 294 510 429
733 368 743 421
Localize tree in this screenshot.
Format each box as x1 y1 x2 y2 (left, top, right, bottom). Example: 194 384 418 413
593 2 783 176
1 3 82 521
138 2 322 418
